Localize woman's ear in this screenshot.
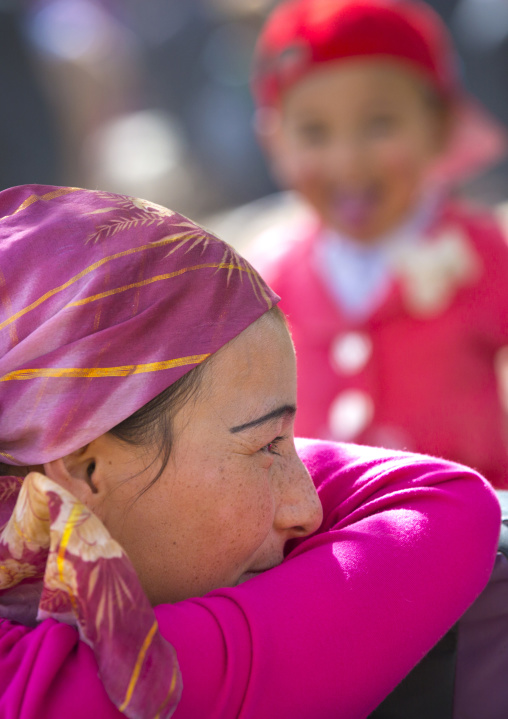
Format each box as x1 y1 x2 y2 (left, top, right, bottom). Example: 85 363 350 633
44 444 100 506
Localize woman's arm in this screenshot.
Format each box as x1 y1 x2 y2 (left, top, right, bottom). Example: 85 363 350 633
0 441 500 719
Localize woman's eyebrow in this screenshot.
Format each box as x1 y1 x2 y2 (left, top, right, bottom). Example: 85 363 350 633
229 405 296 434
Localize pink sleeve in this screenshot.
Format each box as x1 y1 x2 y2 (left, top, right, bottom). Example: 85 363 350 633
0 441 500 719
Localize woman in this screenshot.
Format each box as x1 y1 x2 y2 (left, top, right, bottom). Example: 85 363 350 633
0 184 501 719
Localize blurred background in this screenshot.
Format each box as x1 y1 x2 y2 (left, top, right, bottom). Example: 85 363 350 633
2 0 508 227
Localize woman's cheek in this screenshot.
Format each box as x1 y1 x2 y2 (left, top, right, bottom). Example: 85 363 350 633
221 474 275 543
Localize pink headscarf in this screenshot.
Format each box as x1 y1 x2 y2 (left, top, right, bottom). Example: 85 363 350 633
0 185 278 466
0 185 279 719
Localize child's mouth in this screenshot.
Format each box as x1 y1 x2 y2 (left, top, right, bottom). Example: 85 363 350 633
331 189 379 230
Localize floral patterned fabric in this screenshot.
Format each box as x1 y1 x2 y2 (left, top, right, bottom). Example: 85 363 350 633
0 471 181 718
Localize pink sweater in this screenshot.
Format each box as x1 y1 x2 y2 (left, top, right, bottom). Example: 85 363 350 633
0 440 500 719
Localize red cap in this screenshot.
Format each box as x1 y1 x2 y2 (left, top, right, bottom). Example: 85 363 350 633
252 0 458 107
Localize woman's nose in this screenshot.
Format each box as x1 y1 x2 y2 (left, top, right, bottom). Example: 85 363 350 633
273 452 323 539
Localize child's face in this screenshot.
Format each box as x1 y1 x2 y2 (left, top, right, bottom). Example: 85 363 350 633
268 60 449 241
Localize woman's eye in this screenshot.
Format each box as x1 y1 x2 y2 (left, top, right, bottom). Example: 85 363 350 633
260 437 284 456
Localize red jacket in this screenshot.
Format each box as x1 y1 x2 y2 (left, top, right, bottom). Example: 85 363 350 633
253 200 508 488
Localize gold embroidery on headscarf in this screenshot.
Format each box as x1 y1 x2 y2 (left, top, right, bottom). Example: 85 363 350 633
247 268 273 308
94 264 110 332
0 269 18 347
52 342 113 447
0 450 20 465
164 225 213 256
85 193 178 245
89 191 176 219
65 263 255 309
0 232 209 334
131 253 146 317
216 244 273 308
93 307 102 332
4 187 80 218
0 354 210 382
119 620 158 713
23 378 50 432
86 213 168 245
165 231 273 307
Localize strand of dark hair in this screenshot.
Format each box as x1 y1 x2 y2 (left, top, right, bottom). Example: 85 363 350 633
109 359 209 497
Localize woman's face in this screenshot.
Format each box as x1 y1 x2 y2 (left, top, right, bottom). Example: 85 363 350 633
86 313 323 604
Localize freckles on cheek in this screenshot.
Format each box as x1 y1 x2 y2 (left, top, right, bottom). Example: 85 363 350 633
212 474 275 551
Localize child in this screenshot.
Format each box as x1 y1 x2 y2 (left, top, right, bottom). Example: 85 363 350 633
249 0 508 488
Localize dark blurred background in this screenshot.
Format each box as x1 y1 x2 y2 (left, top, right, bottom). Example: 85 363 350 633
1 0 508 221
